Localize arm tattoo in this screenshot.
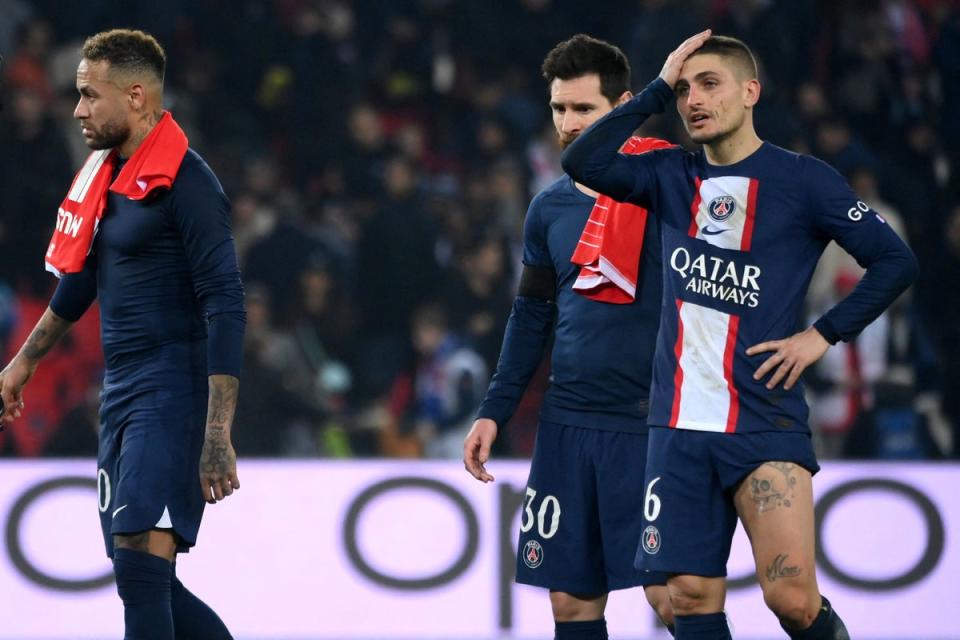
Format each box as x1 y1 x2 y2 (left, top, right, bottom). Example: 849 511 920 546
205 375 239 432
200 376 239 480
21 310 73 362
750 462 799 512
200 426 232 476
765 553 802 582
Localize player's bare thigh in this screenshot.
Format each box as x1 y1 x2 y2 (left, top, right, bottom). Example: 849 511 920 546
114 529 177 561
733 462 821 623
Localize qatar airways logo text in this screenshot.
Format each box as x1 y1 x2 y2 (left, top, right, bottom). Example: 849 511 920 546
670 247 760 308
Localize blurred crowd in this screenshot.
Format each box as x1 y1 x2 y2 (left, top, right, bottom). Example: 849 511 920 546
1 0 958 460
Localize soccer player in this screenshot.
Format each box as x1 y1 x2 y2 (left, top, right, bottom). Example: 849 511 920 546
463 35 679 639
562 31 918 639
0 29 243 639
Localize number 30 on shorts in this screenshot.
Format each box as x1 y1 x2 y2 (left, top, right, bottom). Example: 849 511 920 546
519 487 561 539
644 477 662 522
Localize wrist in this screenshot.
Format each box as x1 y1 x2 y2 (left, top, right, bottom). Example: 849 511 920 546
811 317 840 345
205 423 232 439
11 352 39 370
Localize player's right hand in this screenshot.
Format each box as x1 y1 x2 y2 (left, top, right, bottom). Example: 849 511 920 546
659 29 712 90
0 357 34 425
463 418 498 483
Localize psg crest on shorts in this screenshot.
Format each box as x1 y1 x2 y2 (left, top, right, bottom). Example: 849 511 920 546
523 540 544 568
642 525 661 555
708 195 736 222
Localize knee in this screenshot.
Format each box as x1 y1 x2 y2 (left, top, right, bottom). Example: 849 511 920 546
549 592 606 622
644 585 674 627
763 586 819 629
667 575 723 616
112 548 173 602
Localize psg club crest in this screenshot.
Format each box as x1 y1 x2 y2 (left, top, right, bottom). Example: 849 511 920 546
642 525 661 555
708 195 736 222
523 540 544 569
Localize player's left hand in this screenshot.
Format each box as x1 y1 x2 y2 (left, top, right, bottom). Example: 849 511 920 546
199 431 240 504
746 326 830 391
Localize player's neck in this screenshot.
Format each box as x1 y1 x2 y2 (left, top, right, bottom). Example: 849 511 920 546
118 108 164 159
703 127 763 166
573 180 600 199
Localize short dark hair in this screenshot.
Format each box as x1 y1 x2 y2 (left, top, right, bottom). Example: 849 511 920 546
81 29 166 83
542 34 630 104
689 35 758 80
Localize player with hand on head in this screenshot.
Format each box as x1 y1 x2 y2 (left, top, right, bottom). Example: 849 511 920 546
464 34 688 639
0 29 244 640
562 30 917 639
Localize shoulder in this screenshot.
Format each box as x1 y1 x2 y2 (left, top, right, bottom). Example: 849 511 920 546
763 143 836 182
528 176 578 217
173 149 227 198
535 175 576 202
798 152 843 184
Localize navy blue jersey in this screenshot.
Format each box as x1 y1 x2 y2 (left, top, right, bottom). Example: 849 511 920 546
50 149 245 377
563 79 918 435
477 176 662 433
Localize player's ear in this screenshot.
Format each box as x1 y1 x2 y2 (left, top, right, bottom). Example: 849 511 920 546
743 78 761 108
127 82 146 111
615 90 632 107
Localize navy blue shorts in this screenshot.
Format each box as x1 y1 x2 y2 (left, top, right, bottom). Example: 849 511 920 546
635 427 819 577
96 347 208 558
515 420 667 593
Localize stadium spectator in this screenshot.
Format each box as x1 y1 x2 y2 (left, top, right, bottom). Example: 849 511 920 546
0 1 954 459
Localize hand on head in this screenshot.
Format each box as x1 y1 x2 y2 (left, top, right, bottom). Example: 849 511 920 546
659 29 712 89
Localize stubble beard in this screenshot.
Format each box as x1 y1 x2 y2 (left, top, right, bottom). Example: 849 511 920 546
689 128 726 145
83 119 130 150
687 110 745 147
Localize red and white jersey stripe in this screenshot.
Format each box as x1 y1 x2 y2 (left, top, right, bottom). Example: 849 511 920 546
670 176 758 432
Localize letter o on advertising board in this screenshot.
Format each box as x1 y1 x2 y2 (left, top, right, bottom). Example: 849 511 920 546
342 476 479 590
5 476 114 591
815 478 944 590
726 477 945 591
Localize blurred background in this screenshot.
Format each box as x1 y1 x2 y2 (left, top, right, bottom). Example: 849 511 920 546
1 1 959 639
2 0 959 462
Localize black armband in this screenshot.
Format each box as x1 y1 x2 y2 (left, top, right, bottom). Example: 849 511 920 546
517 264 557 301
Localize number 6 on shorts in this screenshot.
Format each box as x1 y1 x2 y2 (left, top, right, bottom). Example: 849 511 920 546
644 476 661 522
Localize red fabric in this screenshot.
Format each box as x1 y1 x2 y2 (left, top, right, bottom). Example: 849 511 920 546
669 299 685 428
0 295 102 456
571 136 674 303
45 112 188 275
723 314 741 433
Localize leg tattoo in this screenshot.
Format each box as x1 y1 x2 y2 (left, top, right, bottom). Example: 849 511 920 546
765 553 802 582
750 462 799 512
